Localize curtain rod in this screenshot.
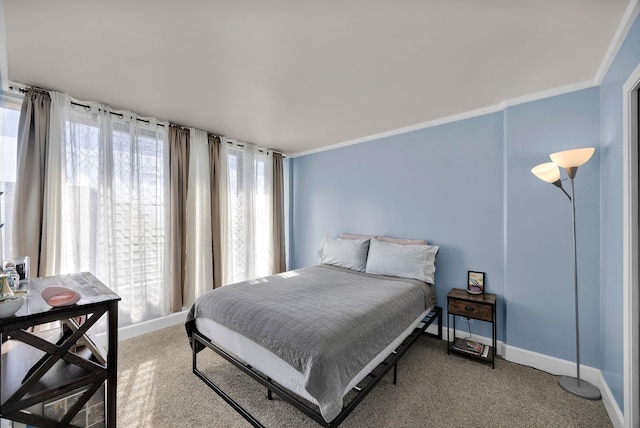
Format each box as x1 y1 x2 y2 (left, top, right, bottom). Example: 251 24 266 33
10 84 286 157
9 85 47 95
225 140 286 158
9 85 165 128
171 123 223 140
169 123 189 131
70 101 165 128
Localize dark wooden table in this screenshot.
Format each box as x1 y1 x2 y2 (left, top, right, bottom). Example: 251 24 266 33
447 288 497 368
0 272 120 427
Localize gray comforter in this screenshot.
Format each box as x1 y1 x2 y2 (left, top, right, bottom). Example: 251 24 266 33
185 264 436 422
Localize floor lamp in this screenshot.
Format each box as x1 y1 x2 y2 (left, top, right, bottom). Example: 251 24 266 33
531 147 601 400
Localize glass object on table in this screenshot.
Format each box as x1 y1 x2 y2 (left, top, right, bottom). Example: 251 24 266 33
3 261 20 289
4 256 30 284
0 273 13 298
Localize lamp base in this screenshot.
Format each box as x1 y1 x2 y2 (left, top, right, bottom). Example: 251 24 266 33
559 376 601 400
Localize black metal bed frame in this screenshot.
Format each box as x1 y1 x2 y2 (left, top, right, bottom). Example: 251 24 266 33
192 306 442 428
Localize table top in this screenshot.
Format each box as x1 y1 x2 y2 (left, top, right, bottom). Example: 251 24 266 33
1 272 120 326
447 287 496 304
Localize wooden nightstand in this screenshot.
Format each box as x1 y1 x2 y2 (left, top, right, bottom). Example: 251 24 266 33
447 288 497 368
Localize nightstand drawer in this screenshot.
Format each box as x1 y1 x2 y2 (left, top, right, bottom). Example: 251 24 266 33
448 299 493 321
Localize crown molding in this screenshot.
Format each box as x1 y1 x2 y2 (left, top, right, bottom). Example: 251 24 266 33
595 0 640 85
290 79 597 158
290 104 503 158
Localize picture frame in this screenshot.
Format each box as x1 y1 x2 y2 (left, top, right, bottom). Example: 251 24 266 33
467 271 485 294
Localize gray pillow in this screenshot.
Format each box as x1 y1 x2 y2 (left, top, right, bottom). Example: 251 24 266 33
365 238 439 284
319 235 370 272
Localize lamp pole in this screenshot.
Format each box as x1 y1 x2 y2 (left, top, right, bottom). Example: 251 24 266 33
570 176 581 387
532 147 600 400
556 173 600 399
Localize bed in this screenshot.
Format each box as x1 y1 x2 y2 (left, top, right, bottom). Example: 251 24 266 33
186 236 441 427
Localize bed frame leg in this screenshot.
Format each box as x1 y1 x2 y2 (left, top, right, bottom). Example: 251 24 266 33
393 363 397 385
267 378 273 400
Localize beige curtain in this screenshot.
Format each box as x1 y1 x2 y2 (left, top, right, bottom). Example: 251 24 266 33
12 88 51 277
183 128 213 305
169 125 190 312
272 152 286 273
208 135 222 288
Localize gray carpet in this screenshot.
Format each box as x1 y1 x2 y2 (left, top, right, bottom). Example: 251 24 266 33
117 324 612 427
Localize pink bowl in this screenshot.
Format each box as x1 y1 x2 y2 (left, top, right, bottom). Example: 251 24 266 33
41 286 81 307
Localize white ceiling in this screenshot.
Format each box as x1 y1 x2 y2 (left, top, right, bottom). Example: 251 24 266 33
2 0 631 155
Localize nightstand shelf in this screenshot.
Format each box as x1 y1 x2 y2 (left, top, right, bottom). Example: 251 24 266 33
447 288 497 368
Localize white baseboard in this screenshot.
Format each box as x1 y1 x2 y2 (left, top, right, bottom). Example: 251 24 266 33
503 343 601 385
598 370 624 428
426 324 507 356
94 309 189 346
425 324 622 427
504 343 623 427
118 309 189 341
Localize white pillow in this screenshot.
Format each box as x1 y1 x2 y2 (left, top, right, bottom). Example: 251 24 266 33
319 235 370 272
365 238 439 284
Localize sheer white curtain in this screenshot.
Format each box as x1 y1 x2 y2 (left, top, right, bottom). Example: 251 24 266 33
44 91 66 275
52 96 169 325
219 138 273 285
0 95 22 263
184 128 213 305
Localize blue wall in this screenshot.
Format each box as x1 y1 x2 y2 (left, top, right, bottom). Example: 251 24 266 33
504 89 601 365
291 113 505 340
288 10 640 414
600 10 640 411
290 88 601 351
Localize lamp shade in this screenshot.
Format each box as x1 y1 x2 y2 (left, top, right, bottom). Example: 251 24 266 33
531 162 560 183
549 147 595 168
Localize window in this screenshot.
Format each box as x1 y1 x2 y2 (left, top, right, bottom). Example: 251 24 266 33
222 141 273 284
61 103 168 325
0 96 21 260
